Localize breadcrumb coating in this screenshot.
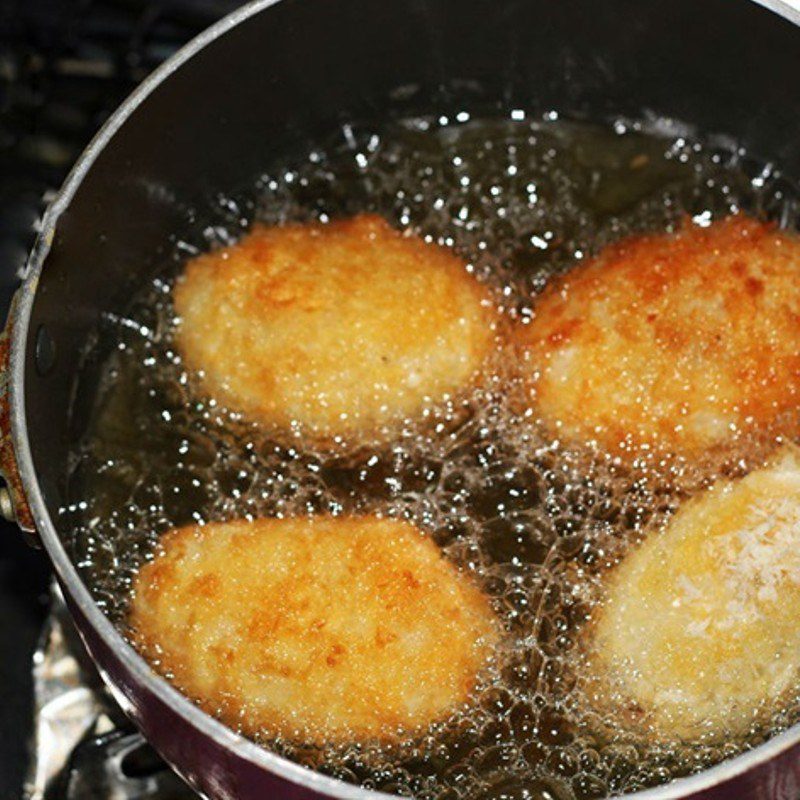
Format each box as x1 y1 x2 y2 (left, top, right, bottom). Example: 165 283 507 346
174 215 497 444
129 515 499 745
516 216 800 456
584 445 800 741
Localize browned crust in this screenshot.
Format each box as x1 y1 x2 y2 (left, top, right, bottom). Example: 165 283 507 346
515 216 800 457
129 515 500 745
173 215 499 446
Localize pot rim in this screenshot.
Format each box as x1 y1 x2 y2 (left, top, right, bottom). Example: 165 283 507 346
11 0 800 797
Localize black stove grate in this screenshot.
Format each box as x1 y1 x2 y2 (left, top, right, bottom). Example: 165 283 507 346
0 0 242 298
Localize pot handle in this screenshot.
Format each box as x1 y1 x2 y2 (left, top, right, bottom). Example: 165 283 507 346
0 289 37 535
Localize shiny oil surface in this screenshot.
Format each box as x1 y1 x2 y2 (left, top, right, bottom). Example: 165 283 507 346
63 114 800 800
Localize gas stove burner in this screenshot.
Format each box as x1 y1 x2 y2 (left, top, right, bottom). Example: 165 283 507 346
25 585 195 800
52 731 193 800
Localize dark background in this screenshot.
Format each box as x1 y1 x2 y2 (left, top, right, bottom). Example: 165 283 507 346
0 2 241 796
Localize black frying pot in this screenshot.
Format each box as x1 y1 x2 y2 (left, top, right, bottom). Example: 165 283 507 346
3 1 800 798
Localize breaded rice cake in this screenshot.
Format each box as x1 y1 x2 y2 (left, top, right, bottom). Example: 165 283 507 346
583 445 800 741
174 214 497 444
129 515 499 744
516 216 800 457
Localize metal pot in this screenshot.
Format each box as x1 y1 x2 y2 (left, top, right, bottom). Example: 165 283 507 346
3 0 800 797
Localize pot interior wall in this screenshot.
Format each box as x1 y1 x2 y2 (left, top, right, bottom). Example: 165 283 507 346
22 0 800 528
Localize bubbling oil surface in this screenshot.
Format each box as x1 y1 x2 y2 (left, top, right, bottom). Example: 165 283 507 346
64 115 800 800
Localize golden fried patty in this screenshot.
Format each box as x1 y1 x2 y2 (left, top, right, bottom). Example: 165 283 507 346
584 445 800 741
173 215 497 443
516 216 800 456
129 515 499 744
